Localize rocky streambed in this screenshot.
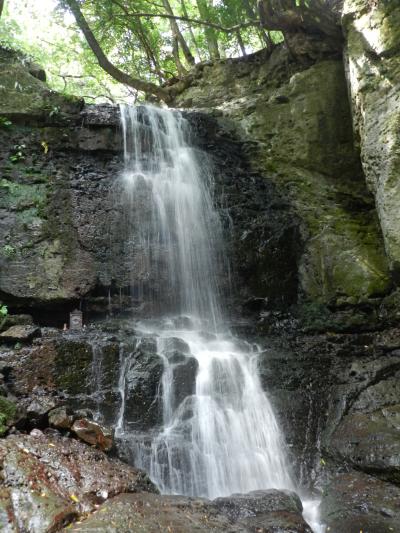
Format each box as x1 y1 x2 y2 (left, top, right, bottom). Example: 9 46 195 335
1 317 400 532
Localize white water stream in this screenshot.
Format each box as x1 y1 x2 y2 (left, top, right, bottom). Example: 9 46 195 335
116 104 324 531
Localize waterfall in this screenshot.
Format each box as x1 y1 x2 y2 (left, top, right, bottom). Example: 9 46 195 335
119 105 222 326
116 104 323 529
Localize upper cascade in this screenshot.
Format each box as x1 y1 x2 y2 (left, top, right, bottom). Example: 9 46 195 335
120 104 223 329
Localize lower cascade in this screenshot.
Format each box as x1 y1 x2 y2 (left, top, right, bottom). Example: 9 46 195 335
115 104 323 530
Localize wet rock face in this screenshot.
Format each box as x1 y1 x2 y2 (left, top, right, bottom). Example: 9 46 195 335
65 490 311 533
0 118 124 309
256 325 400 490
329 365 400 484
1 41 394 315
0 57 299 317
0 431 156 532
321 469 400 533
122 337 164 430
343 0 400 274
174 48 391 308
161 336 199 411
188 111 302 309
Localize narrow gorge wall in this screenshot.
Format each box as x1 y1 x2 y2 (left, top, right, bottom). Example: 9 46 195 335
172 43 392 312
343 0 400 274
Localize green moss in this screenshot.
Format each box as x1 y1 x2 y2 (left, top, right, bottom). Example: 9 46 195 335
55 341 93 395
1 244 16 259
0 397 17 436
295 301 380 333
0 178 47 212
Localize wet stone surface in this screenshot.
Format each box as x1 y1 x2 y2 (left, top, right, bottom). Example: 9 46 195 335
320 469 400 533
63 490 312 533
0 431 156 532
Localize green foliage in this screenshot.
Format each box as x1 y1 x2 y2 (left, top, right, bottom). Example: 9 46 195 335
9 144 26 163
0 397 17 436
2 244 16 258
49 106 60 118
0 116 12 128
0 0 272 101
0 304 8 332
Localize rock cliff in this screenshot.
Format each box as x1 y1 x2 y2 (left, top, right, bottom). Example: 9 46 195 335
172 45 391 310
343 0 400 274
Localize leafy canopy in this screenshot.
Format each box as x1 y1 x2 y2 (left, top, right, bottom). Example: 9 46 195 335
0 0 275 101
0 1 338 102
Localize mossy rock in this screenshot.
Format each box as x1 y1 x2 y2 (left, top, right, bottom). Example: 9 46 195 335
55 340 94 395
0 397 17 436
0 46 83 122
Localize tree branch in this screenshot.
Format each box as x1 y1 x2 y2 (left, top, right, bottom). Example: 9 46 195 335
109 0 259 34
62 0 171 101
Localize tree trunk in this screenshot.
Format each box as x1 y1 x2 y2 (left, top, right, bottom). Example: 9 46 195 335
242 0 273 49
180 0 203 61
172 36 188 76
195 0 220 60
236 30 247 56
163 0 195 66
63 0 170 101
0 0 4 19
135 17 165 83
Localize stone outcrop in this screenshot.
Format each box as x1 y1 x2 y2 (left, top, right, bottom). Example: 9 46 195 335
172 46 391 308
71 418 113 451
0 47 82 123
343 0 400 274
0 431 156 532
243 315 400 494
0 324 40 343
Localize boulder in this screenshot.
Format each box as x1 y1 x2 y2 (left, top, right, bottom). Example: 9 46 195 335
0 325 40 343
122 337 164 430
64 490 311 533
48 406 74 430
63 493 234 532
214 489 312 532
26 394 58 427
0 432 156 532
72 418 113 451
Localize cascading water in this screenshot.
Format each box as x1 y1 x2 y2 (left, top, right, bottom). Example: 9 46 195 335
116 104 324 531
